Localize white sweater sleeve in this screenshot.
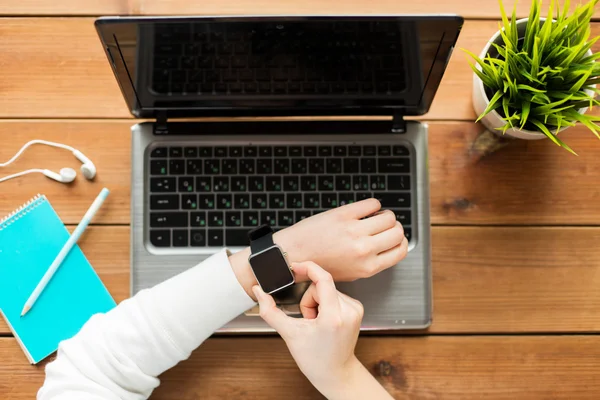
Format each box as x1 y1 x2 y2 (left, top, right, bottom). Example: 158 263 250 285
37 249 256 400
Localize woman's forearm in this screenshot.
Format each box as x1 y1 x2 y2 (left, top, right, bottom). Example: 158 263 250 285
318 357 394 400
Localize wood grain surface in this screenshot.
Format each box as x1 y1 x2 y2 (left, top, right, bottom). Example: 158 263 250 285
2 335 600 399
2 120 599 226
2 19 599 120
2 225 599 335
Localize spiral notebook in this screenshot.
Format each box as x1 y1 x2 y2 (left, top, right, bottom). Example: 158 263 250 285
0 195 116 364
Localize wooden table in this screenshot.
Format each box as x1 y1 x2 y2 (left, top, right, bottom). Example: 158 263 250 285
2 1 600 398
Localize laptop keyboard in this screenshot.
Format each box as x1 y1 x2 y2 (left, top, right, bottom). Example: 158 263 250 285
151 21 406 96
148 144 413 248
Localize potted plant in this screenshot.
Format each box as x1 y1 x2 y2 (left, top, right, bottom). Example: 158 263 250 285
465 0 600 154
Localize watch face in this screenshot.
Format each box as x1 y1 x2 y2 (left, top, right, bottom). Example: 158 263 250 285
249 246 294 294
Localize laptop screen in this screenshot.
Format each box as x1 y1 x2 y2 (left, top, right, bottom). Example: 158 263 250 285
96 16 462 118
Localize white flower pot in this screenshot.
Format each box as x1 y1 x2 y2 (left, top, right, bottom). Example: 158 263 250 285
472 18 594 140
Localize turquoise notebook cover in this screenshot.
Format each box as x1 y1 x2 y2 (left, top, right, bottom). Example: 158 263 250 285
0 195 116 364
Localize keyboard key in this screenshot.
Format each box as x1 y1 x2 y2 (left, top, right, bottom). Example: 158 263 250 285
198 194 215 209
318 146 332 157
378 145 391 156
392 210 412 225
199 147 213 157
150 212 188 228
363 146 376 156
278 211 295 227
169 159 185 175
204 159 220 174
304 146 317 157
291 159 307 174
374 192 411 208
388 175 411 190
208 229 224 246
322 193 338 208
252 194 268 209
239 159 255 174
287 193 303 208
334 146 347 156
229 146 243 157
269 193 286 209
403 227 412 242
226 211 242 227
184 147 198 157
378 158 410 173
178 177 195 192
244 146 258 157
173 230 188 247
226 229 248 246
300 176 317 191
231 177 247 192
186 159 202 174
370 175 386 190
356 192 372 201
261 211 277 227
283 176 299 191
289 146 302 157
295 210 311 222
259 146 273 157
222 159 238 175
191 212 207 227
151 177 176 192
308 158 325 174
361 158 376 173
335 176 352 191
339 193 355 206
215 147 227 157
393 145 410 156
249 177 264 191
274 146 287 157
217 194 233 209
349 146 361 156
326 158 342 174
208 211 224 227
182 194 197 210
151 160 168 175
190 230 206 246
274 159 290 174
169 147 183 157
318 176 335 191
352 176 369 191
150 230 170 247
243 211 260 227
234 194 250 209
312 209 326 216
266 176 282 191
151 194 179 210
304 193 320 208
213 177 230 192
196 176 212 192
151 147 167 158
257 159 273 174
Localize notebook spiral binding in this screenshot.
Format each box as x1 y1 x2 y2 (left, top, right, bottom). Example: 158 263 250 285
0 194 46 230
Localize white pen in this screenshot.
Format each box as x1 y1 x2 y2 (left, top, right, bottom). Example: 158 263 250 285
20 188 110 317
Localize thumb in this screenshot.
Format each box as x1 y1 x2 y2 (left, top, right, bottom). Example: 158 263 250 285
253 285 293 336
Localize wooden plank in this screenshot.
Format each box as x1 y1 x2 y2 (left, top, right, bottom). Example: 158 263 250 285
2 226 599 334
2 120 600 225
2 19 599 119
0 0 127 15
2 335 600 399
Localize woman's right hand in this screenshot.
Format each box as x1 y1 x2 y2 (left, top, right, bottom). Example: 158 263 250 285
252 261 393 400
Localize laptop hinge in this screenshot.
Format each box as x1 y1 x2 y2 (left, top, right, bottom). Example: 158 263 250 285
154 111 168 135
391 110 406 133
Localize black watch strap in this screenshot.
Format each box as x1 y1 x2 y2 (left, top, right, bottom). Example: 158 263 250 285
248 224 275 254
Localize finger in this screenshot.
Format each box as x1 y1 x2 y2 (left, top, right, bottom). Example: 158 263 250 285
340 198 381 219
337 291 364 315
370 221 405 253
359 209 397 235
293 261 341 318
253 286 294 335
299 284 319 319
376 238 409 271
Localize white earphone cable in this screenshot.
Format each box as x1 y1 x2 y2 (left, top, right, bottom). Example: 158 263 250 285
0 169 45 183
0 140 74 168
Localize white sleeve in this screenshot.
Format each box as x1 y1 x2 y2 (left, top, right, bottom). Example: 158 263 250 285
37 249 256 400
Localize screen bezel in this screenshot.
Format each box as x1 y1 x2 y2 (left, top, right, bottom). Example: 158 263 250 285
248 245 295 294
95 15 463 119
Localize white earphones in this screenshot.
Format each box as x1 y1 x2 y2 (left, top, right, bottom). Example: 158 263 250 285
0 140 97 184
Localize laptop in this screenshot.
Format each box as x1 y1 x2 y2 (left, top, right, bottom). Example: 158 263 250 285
95 15 463 332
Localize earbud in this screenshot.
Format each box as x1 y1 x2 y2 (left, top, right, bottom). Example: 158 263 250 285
72 150 97 180
43 168 77 183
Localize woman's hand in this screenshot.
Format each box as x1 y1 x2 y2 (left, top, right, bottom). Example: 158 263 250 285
275 198 407 281
253 261 393 400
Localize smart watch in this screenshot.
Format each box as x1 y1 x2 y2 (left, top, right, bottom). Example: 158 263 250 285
247 224 295 294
